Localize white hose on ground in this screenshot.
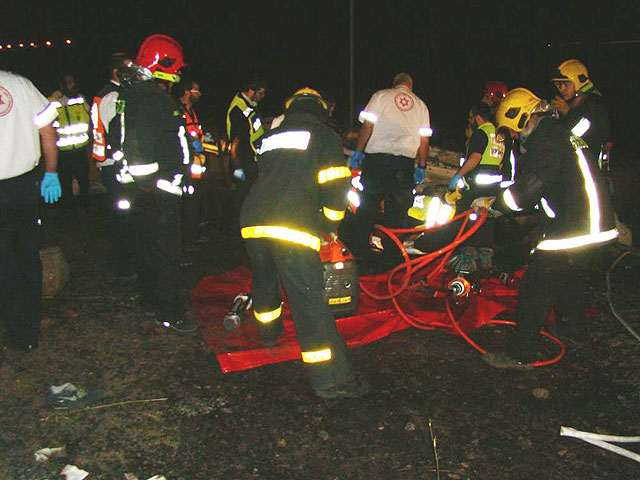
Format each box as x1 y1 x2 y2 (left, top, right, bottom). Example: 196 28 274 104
605 247 640 343
560 427 640 463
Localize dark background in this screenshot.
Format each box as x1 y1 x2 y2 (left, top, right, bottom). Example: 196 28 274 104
2 1 639 155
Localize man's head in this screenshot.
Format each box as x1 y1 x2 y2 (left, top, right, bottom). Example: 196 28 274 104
392 72 413 90
551 59 593 101
242 79 266 105
109 52 130 84
60 74 77 96
496 87 552 137
175 76 201 106
468 102 491 129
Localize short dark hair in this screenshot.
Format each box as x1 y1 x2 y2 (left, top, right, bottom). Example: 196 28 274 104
109 52 129 73
470 102 491 121
243 78 266 92
173 73 194 98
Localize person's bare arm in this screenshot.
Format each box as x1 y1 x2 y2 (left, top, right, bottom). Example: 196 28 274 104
39 124 58 173
457 152 482 177
355 121 374 153
417 135 430 168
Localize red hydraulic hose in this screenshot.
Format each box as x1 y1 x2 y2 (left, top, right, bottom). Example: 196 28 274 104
359 207 565 368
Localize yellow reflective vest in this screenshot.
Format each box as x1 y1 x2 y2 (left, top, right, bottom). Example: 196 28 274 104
49 92 91 151
226 93 264 156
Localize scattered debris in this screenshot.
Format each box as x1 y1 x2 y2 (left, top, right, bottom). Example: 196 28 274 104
404 421 416 431
47 383 100 409
60 464 89 480
532 387 550 399
33 445 66 462
429 419 441 480
124 474 167 480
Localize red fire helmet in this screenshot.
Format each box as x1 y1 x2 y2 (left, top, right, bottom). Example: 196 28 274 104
483 80 508 104
135 34 186 83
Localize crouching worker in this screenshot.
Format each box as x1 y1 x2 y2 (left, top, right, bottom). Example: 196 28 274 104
240 88 369 399
474 88 617 369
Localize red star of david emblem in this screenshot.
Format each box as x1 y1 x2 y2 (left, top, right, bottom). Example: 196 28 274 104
0 86 14 117
394 92 414 112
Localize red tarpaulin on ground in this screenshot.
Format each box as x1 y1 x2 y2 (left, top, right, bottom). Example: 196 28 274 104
192 266 525 373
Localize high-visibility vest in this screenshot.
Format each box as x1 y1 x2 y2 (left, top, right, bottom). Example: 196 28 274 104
183 106 203 141
182 106 205 179
50 95 91 151
91 95 108 161
463 122 505 187
226 93 264 155
91 83 123 163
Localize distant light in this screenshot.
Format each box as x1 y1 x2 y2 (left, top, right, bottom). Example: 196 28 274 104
6 44 12 49
19 43 24 48
0 45 3 50
30 42 35 47
45 40 52 46
65 39 72 45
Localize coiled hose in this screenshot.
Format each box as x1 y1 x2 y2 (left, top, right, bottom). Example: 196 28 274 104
359 207 565 367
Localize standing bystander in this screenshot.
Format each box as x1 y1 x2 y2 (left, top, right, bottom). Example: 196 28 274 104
0 69 61 351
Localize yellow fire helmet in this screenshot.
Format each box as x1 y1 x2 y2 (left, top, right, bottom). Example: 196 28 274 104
551 59 593 93
284 87 328 111
496 88 551 132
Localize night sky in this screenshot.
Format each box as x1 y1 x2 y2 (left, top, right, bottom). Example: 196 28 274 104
2 1 639 154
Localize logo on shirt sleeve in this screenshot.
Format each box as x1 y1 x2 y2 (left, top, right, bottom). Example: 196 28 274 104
394 92 414 112
0 86 14 117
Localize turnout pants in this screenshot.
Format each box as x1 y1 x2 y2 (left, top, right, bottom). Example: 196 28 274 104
510 246 603 351
0 169 42 346
339 153 414 265
133 186 184 322
246 238 353 389
100 164 136 276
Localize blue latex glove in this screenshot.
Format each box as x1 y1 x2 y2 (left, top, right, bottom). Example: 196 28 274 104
448 174 463 192
41 172 62 204
233 168 246 181
191 138 204 153
414 167 425 185
348 151 365 170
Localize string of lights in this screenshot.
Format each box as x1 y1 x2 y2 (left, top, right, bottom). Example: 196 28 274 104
0 39 73 52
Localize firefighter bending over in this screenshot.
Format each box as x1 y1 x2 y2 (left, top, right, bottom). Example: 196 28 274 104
475 88 618 369
240 88 369 399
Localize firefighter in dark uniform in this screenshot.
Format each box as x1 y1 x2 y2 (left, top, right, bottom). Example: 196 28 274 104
551 59 611 172
117 34 196 333
476 88 618 369
240 88 368 399
91 52 137 276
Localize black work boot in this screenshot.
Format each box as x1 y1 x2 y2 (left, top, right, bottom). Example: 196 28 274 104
258 321 284 347
482 336 537 371
314 375 370 399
